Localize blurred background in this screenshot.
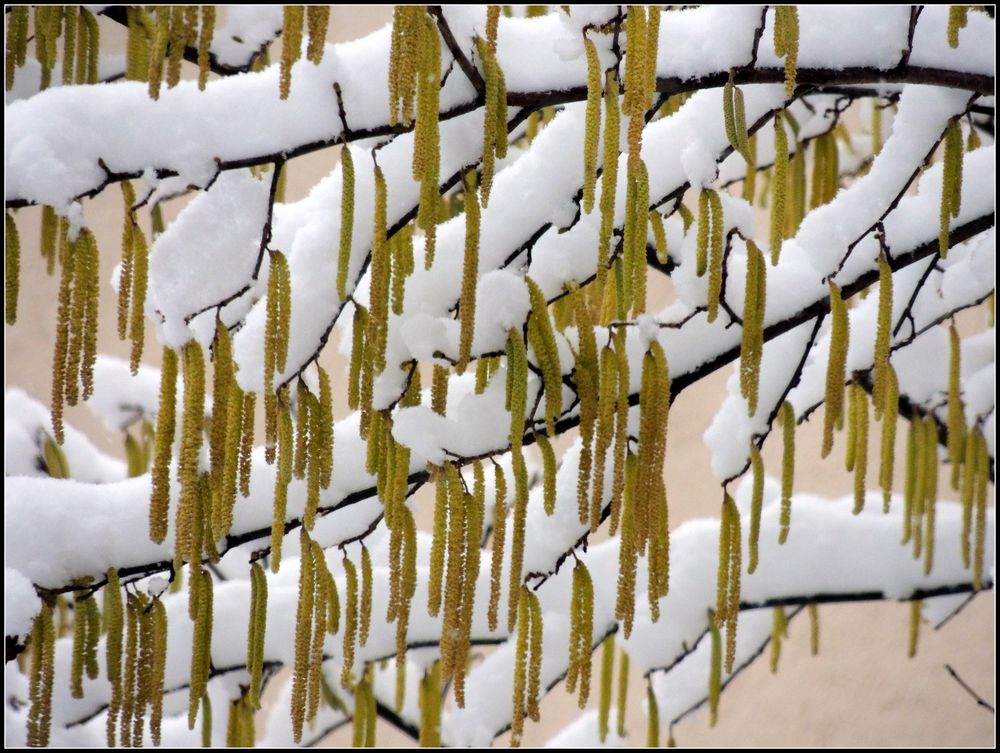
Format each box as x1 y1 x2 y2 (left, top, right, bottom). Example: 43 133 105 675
5 6 994 747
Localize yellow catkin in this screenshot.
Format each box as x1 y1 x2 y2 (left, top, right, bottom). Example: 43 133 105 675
526 277 562 435
880 364 899 512
201 694 213 746
907 600 921 657
117 184 136 341
636 341 670 556
510 586 531 748
270 393 293 573
247 562 268 708
70 589 88 699
5 6 28 90
770 607 786 673
725 494 742 672
348 305 367 411
149 597 167 746
807 602 821 655
165 6 188 89
360 544 373 646
306 6 330 64
597 71 621 306
922 416 938 575
176 341 206 570
428 468 448 617
27 603 55 747
946 325 966 491
457 171 481 372
361 166 390 432
939 119 963 257
822 282 849 458
846 376 858 473
616 454 639 637
779 401 795 544
774 6 799 96
40 205 57 276
959 423 977 569
104 571 124 746
507 451 529 634
571 561 594 707
696 189 710 278
708 616 722 728
147 7 170 100
341 555 359 688
280 6 304 99
614 647 631 737
488 464 508 631
187 572 213 730
593 345 617 531
124 211 147 370
853 381 870 515
419 662 442 747
5 212 20 325
535 432 557 515
872 254 893 417
902 417 919 546
743 134 759 201
307 541 328 725
748 445 764 573
441 464 466 682
149 346 178 543
971 429 987 591
611 331 631 531
413 11 442 269
740 240 766 416
598 637 614 742
50 219 74 442
337 145 355 301
770 112 789 264
582 36 602 214
948 5 969 48
197 6 215 90
291 531 314 742
646 682 660 747
526 590 544 723
238 391 256 498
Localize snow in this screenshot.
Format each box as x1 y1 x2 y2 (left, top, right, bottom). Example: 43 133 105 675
86 355 162 430
3 568 41 641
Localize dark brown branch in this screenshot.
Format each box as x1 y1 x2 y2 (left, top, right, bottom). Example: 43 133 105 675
429 6 485 93
945 664 996 714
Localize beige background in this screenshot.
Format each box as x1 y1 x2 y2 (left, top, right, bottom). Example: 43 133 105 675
5 7 994 747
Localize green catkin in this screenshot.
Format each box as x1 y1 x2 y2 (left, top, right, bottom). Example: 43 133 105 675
880 364 899 512
629 161 650 316
293 385 310 481
597 71 621 305
948 6 969 48
616 454 639 637
270 393 293 573
598 637 614 742
770 112 789 264
646 683 660 747
748 445 764 573
946 325 965 491
306 6 330 64
431 363 449 417
70 590 88 699
853 381 869 515
779 401 795 544
488 464 508 631
743 134 759 201
822 282 849 458
708 616 722 727
696 190 710 278
5 212 20 325
441 464 466 683
741 240 766 416
457 170 481 372
567 561 594 706
770 607 786 673
582 36 602 214
176 341 205 570
50 218 74 443
611 329 631 519
508 451 529 634
907 600 921 657
149 346 178 543
361 166 390 431
342 555 359 688
808 603 820 655
872 254 893 417
280 6 304 99
649 210 668 265
337 145 355 301
197 7 215 90
165 6 188 89
939 119 963 257
536 432 557 515
127 220 149 374
846 377 858 473
201 694 213 746
902 417 918 546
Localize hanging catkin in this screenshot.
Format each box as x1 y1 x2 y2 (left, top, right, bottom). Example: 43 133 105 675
770 112 789 264
822 281 849 457
5 212 19 325
773 6 799 96
872 253 893 417
280 6 304 99
149 346 178 543
337 145 355 301
778 401 795 544
939 119 964 257
740 240 766 415
582 35 602 214
457 170 481 372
